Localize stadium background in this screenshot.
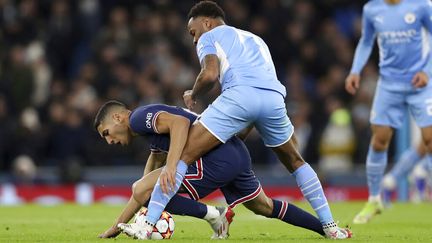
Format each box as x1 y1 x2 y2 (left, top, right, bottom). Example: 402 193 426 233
1 0 414 205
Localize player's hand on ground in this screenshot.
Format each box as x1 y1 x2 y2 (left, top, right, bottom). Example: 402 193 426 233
183 90 196 110
160 164 177 194
412 71 428 88
98 226 121 238
345 73 361 95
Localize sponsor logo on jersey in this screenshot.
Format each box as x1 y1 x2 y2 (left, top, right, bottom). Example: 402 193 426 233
146 113 153 128
379 29 417 44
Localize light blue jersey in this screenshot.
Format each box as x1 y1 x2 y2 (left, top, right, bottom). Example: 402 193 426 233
197 25 286 97
195 25 292 146
351 0 432 83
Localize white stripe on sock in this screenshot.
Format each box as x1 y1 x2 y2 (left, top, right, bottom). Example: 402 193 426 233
302 177 317 186
303 186 321 196
300 181 319 192
314 202 328 211
149 201 165 208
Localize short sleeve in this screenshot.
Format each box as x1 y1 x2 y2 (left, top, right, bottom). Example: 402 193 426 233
129 105 166 135
196 32 217 64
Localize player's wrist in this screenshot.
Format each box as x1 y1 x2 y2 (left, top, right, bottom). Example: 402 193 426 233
190 91 197 101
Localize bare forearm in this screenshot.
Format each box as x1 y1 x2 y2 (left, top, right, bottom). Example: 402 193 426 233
166 119 190 167
191 70 218 100
143 153 166 176
112 195 142 227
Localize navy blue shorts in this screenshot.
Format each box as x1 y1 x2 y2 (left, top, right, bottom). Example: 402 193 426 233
180 137 261 208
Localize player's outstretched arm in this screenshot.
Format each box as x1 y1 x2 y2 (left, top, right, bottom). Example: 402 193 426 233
184 54 220 110
98 194 143 238
99 154 167 238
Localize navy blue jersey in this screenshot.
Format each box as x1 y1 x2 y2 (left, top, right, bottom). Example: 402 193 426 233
129 104 261 207
129 104 198 152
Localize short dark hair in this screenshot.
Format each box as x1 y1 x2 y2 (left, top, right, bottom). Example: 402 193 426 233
93 100 126 131
187 1 225 20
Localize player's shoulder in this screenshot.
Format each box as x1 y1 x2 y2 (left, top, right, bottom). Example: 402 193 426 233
363 0 380 12
415 0 432 7
131 104 169 117
200 25 235 41
129 104 173 134
362 0 386 18
130 104 169 124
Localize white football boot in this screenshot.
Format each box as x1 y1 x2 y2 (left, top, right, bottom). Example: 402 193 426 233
117 221 153 240
206 206 235 239
323 221 353 239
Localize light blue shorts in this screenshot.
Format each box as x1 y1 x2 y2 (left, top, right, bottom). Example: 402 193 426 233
199 86 293 147
370 79 432 128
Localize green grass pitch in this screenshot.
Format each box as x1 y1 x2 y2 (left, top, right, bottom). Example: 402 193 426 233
1 202 432 242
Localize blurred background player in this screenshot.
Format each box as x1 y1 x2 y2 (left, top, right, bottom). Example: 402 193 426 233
94 100 335 239
143 1 350 239
345 0 432 224
382 142 430 204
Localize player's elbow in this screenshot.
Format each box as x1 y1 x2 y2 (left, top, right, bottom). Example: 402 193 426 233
170 116 190 131
200 69 219 83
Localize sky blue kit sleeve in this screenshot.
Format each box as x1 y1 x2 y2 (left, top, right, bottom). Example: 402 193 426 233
420 0 432 77
196 32 217 64
350 5 376 75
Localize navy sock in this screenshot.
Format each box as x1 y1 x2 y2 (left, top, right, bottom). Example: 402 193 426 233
271 199 324 236
143 194 207 219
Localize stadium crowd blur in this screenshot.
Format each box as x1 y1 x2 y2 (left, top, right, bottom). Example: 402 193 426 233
0 0 377 183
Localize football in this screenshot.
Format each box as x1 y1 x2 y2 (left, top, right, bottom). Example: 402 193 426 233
134 208 175 240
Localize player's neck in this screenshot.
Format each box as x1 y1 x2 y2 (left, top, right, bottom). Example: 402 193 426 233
125 110 138 137
385 0 401 5
210 18 225 30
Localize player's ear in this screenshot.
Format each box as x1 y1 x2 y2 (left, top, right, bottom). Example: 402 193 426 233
112 112 122 124
203 18 211 29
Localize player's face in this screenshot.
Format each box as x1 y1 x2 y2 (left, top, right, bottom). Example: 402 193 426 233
97 112 132 146
187 17 211 46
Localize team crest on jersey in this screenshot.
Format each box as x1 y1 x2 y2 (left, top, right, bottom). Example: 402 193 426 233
404 13 416 24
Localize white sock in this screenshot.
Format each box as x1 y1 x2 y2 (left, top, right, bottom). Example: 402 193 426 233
204 206 220 221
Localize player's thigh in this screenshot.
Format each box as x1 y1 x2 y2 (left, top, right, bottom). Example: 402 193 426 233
370 83 406 128
198 86 257 144
253 89 294 147
243 190 273 217
182 138 249 200
181 122 221 164
220 170 262 209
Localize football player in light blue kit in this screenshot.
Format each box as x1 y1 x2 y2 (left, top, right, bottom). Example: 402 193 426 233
137 1 351 240
345 0 432 224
